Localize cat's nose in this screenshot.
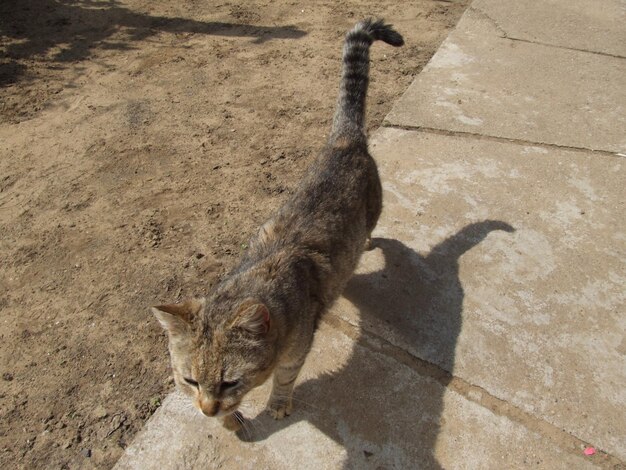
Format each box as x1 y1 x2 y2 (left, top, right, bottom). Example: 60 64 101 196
197 397 220 417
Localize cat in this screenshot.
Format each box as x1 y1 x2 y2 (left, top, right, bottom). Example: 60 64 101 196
152 19 404 432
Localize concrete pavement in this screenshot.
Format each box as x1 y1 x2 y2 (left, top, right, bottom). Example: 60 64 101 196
116 1 626 468
386 4 626 152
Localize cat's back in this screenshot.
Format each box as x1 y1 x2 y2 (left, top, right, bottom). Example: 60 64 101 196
243 138 376 270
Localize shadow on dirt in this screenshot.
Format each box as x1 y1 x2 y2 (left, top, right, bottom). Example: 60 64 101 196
240 220 514 468
0 0 307 86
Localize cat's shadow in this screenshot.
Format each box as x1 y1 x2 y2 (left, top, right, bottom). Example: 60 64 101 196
240 220 514 469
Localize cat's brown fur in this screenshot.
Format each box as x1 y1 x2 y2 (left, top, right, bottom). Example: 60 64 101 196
152 19 403 430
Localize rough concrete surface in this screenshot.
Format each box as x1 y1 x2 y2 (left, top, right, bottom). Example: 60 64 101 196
386 8 626 153
472 0 626 57
347 127 624 459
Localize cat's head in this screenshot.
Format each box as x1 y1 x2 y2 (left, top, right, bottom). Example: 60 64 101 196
151 297 278 417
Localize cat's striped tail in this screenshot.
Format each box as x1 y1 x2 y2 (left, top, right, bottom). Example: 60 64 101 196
329 19 404 144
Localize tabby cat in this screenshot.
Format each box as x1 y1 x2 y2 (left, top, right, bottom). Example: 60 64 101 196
152 19 404 432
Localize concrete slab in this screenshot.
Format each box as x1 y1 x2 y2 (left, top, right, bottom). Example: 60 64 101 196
115 322 601 470
385 8 626 153
472 0 626 57
332 127 625 459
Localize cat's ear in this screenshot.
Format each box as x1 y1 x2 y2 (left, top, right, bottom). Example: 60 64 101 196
151 297 205 335
232 302 270 336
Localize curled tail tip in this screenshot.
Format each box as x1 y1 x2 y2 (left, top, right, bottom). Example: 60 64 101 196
351 18 404 47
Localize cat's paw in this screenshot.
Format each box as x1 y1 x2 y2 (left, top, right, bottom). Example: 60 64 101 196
365 237 377 251
222 411 243 431
268 400 292 420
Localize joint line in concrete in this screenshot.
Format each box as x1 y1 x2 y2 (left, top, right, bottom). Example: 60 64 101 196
381 123 625 159
322 314 625 467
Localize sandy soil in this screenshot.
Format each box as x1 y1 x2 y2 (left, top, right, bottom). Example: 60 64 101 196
0 1 467 468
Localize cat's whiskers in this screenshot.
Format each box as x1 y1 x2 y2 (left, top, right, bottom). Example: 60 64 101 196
231 411 252 441
243 414 266 435
238 399 264 415
236 402 269 433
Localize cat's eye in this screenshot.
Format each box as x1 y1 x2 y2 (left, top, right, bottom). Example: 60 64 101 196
184 377 199 388
221 380 240 391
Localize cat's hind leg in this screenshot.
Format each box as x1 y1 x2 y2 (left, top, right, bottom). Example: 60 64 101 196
364 162 382 252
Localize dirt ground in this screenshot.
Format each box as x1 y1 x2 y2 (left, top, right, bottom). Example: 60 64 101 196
0 1 467 468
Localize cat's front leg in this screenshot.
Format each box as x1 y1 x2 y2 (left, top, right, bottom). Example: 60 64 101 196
222 411 243 431
268 361 303 419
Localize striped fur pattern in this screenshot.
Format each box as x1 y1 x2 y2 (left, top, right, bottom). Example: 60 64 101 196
152 19 404 431
331 19 404 143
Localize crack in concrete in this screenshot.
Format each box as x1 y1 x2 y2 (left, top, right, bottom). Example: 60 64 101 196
470 5 625 60
505 37 626 60
468 5 508 38
381 122 625 159
323 314 625 467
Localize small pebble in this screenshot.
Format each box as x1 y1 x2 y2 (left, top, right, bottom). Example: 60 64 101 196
91 405 108 420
